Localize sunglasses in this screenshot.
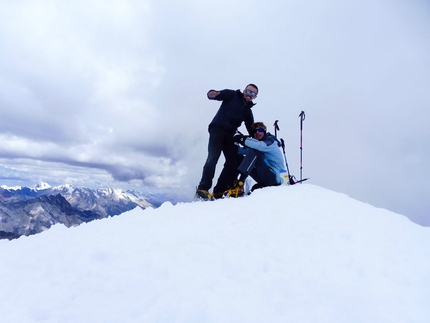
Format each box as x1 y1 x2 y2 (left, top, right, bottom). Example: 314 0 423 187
253 127 266 133
245 88 257 97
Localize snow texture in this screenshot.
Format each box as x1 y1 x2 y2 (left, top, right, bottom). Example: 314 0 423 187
1 184 429 322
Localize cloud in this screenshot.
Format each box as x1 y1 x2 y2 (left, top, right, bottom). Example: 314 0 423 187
0 0 429 224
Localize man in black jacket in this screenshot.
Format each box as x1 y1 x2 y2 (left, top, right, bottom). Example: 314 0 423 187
196 84 258 200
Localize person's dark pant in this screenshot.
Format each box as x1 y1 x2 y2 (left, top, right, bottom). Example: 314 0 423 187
198 126 240 194
237 149 279 188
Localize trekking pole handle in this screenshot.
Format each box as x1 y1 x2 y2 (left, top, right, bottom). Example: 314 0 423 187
274 120 280 131
273 120 279 138
299 111 305 121
280 138 286 152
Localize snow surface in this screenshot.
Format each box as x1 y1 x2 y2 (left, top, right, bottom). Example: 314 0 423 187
1 184 429 323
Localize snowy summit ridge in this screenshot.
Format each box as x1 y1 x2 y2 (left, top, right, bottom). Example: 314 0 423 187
1 184 429 322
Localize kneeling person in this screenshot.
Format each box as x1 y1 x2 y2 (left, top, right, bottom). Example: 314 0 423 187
225 122 285 197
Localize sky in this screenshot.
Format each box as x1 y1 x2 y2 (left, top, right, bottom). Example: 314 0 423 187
0 0 430 226
1 184 430 322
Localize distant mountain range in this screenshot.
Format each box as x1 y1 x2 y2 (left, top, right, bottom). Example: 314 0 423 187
0 183 176 240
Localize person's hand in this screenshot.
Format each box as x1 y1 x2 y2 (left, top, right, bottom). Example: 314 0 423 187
233 134 249 146
207 90 220 98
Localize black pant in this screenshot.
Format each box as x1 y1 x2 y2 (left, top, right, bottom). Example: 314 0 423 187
237 149 279 187
198 126 240 194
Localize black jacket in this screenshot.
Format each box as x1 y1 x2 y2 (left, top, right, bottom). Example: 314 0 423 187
207 89 255 135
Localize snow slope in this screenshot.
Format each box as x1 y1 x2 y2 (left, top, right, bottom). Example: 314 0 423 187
1 184 429 322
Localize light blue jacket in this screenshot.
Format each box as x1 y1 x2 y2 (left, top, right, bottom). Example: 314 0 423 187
238 132 286 183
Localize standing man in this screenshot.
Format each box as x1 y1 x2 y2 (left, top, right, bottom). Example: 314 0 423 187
196 84 258 200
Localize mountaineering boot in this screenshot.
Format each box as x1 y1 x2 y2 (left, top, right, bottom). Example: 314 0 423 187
251 183 266 192
223 180 244 198
212 192 224 200
195 188 214 201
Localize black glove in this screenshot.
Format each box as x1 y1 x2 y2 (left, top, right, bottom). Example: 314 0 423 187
233 134 249 146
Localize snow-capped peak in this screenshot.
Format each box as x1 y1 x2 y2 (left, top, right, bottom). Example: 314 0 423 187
0 185 22 190
33 182 52 191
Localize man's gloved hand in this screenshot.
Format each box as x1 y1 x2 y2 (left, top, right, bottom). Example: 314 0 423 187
233 134 249 146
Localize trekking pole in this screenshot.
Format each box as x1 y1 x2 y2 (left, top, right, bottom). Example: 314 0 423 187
275 120 296 185
279 138 290 176
298 111 306 183
273 120 279 139
280 138 296 185
274 120 287 173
